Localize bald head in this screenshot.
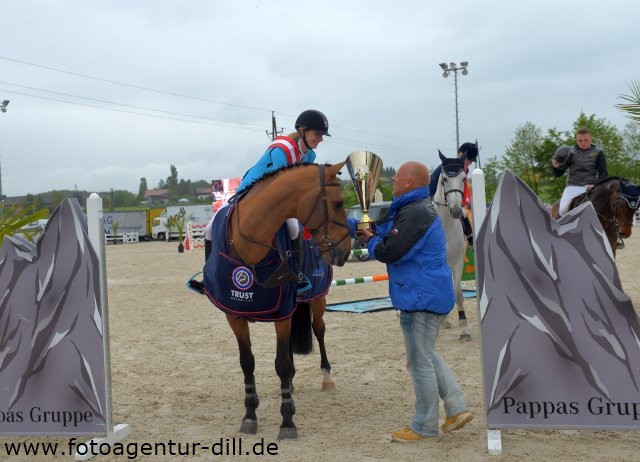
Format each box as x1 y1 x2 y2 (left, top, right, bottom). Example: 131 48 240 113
393 161 430 197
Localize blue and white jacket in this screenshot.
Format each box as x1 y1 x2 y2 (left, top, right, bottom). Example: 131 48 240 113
367 187 455 314
238 135 316 193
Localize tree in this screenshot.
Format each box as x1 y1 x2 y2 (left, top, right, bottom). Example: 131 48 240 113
166 165 179 201
621 122 640 183
501 122 545 194
478 155 502 204
138 177 148 203
616 80 640 124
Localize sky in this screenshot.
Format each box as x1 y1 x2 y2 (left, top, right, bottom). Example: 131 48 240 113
1 0 639 197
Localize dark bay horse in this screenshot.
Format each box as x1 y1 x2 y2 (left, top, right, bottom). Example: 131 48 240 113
551 177 640 257
206 162 351 440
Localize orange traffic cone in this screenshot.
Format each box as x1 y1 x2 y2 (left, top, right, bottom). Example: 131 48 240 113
184 236 191 252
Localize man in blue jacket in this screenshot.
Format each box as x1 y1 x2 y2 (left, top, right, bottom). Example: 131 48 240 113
356 161 472 442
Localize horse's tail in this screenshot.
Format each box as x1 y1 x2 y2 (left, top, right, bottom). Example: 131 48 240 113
291 302 313 355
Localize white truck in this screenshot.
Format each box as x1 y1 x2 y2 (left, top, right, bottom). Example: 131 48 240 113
151 205 214 241
103 210 150 240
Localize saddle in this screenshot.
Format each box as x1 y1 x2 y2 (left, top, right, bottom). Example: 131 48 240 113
201 203 298 322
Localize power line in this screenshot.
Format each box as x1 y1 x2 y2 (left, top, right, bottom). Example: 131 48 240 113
1 55 451 145
0 80 267 128
0 55 275 114
0 88 267 132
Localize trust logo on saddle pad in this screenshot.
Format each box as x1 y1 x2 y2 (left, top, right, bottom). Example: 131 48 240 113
232 266 254 290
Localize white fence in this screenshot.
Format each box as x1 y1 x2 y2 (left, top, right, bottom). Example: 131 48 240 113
105 232 139 244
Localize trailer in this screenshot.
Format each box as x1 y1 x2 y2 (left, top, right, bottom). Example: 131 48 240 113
151 205 214 241
103 210 151 240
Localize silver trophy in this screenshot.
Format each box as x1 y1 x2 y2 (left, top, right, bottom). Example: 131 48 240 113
346 150 383 230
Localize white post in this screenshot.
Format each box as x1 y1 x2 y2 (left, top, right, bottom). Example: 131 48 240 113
470 170 503 455
471 168 486 239
83 194 131 461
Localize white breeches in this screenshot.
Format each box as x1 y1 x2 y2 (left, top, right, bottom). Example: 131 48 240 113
559 185 588 216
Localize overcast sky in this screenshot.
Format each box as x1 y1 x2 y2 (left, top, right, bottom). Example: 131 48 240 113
1 0 639 197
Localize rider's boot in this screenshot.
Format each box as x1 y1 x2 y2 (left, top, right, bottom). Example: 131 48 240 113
204 238 212 262
292 236 312 295
461 215 474 248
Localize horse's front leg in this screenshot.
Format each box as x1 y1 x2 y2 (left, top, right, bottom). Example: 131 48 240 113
275 320 297 440
226 315 259 435
310 297 335 391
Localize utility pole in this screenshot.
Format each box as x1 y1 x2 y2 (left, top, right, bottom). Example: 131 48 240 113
0 100 9 203
265 111 283 141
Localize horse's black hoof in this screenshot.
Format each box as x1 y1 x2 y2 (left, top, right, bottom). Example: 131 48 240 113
278 426 297 440
459 333 472 342
240 419 258 434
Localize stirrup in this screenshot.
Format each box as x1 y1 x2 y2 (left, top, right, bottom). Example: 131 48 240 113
186 272 205 295
296 273 312 295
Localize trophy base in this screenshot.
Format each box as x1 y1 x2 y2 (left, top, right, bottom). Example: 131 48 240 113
357 221 373 231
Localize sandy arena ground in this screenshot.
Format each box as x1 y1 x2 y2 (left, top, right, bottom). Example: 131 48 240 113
6 233 640 461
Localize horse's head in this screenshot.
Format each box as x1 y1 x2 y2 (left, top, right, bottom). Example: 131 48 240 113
435 150 466 219
613 179 640 239
299 161 352 267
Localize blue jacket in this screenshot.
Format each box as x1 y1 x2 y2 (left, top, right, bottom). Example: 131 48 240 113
367 187 454 314
238 135 316 193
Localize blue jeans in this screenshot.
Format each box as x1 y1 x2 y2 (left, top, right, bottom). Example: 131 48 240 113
399 311 468 437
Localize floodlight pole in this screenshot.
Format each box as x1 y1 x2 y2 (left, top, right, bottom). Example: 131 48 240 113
439 62 468 151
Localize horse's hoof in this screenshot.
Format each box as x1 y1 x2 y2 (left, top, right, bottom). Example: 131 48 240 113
240 419 258 434
443 320 453 329
321 380 336 391
278 426 297 440
459 333 472 342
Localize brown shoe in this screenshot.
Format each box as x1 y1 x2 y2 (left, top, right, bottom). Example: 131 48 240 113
441 411 473 433
391 427 428 442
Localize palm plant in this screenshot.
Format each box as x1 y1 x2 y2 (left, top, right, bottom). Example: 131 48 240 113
617 81 640 124
0 202 49 246
111 221 120 244
176 213 187 252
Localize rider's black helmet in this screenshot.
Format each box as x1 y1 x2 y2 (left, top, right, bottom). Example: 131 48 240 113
295 109 331 136
458 142 478 163
554 146 571 163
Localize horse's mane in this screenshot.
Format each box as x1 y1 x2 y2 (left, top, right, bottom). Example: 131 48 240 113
241 162 331 194
594 176 624 188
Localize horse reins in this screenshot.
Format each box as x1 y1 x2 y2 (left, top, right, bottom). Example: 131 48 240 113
230 164 350 262
303 165 351 259
586 180 639 248
433 170 465 209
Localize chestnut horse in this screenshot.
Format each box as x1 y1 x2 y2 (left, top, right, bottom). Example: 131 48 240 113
551 177 640 257
293 238 336 392
206 162 351 440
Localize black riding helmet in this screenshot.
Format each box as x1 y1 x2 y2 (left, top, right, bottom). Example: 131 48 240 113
295 109 331 137
554 146 571 164
458 142 478 163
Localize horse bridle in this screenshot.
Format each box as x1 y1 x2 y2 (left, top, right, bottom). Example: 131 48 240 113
233 164 350 258
433 168 465 209
300 164 351 256
587 181 639 248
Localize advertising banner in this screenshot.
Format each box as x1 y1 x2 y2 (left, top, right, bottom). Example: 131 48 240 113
0 199 107 436
477 171 640 430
